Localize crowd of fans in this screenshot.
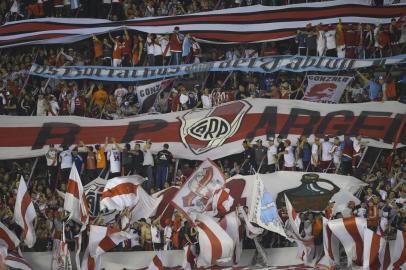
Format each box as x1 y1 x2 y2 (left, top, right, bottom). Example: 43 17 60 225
0 132 405 254
0 1 405 268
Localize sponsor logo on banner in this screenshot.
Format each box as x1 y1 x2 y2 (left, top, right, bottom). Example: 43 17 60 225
180 100 251 155
303 75 352 103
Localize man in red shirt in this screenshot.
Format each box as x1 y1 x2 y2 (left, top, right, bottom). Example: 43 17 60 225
122 27 133 67
110 33 124 67
169 26 183 65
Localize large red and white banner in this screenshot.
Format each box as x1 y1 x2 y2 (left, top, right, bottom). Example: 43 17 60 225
171 159 226 222
0 99 404 160
14 176 36 249
363 228 390 270
0 0 403 47
392 230 406 270
303 75 352 103
328 217 367 267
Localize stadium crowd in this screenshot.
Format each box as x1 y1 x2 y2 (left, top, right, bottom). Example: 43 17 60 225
0 1 405 269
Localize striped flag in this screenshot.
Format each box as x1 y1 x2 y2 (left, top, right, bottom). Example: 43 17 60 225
195 214 234 267
100 175 145 211
328 217 367 267
182 244 197 270
13 176 36 248
363 228 390 270
81 247 101 270
392 230 406 270
211 188 234 217
219 211 243 265
284 194 301 235
88 225 134 258
0 1 404 47
322 217 340 268
0 222 20 253
148 253 164 270
4 252 32 270
64 164 89 226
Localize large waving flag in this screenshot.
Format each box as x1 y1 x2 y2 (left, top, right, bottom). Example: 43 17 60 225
328 217 367 267
100 175 145 211
249 175 285 237
392 230 406 270
0 222 20 253
88 225 134 258
363 228 390 270
14 176 36 248
211 187 234 217
322 217 340 268
0 1 404 47
182 244 197 270
172 159 226 223
195 214 233 267
81 247 101 270
219 211 243 265
148 253 165 270
64 164 89 226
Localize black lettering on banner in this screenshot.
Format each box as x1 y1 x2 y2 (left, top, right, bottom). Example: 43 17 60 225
219 60 232 69
32 122 80 150
279 108 320 136
314 57 325 68
315 110 354 136
248 58 257 68
143 68 149 78
62 67 70 76
324 59 340 70
116 69 129 78
259 57 280 72
338 59 350 70
233 58 250 69
383 113 405 144
246 106 277 141
122 119 168 142
346 59 356 69
71 67 82 77
107 69 114 77
83 68 94 76
48 66 58 76
140 90 145 98
95 68 102 77
350 111 392 137
31 64 45 74
301 57 317 69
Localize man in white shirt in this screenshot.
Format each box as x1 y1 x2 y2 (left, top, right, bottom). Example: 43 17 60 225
201 88 212 109
321 136 333 172
151 221 162 251
59 145 73 185
353 135 367 168
108 138 122 178
282 140 295 170
158 34 171 65
266 138 277 173
37 94 48 116
329 137 341 172
178 86 189 111
163 220 172 250
325 25 337 57
311 137 320 172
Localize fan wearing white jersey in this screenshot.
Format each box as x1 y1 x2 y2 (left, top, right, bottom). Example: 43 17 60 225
108 137 122 178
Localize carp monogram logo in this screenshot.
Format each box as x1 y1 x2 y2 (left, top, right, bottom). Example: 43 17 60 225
180 100 251 155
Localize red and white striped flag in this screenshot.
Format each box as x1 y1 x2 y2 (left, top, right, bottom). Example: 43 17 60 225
363 228 390 270
100 175 145 211
322 217 340 268
195 214 233 267
0 222 20 253
88 225 134 258
4 252 32 270
13 176 36 248
64 164 89 225
392 230 406 270
219 211 243 265
182 244 197 270
328 217 367 267
212 188 234 217
81 247 101 270
148 253 165 270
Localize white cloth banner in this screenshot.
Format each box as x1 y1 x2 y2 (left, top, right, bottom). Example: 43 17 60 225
0 99 404 160
303 75 352 103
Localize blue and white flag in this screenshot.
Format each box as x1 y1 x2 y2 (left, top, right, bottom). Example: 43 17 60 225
248 174 286 237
